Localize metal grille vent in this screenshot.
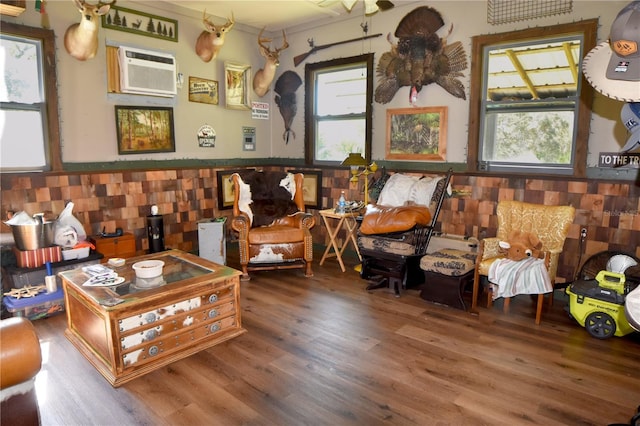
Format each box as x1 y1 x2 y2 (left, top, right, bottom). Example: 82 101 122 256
487 0 573 25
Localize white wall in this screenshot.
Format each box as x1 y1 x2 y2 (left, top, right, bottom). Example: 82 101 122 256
1 0 628 166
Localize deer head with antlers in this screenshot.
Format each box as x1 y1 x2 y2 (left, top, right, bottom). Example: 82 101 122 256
252 28 289 97
195 10 235 62
64 0 114 61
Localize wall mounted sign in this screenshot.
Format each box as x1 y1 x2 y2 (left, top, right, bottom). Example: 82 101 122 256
252 101 269 119
598 152 640 168
102 5 178 42
198 125 216 148
189 77 218 105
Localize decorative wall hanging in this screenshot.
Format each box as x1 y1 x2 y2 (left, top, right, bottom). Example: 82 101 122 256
385 107 447 161
197 124 216 147
253 29 289 97
102 5 178 42
115 106 175 155
274 70 302 143
64 0 113 61
195 11 234 62
287 170 322 209
189 77 219 105
375 6 467 105
225 62 251 110
487 0 573 25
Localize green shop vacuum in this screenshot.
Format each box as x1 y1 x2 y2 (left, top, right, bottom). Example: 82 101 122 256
566 253 640 339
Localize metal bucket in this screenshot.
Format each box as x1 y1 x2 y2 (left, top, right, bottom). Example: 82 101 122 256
10 222 55 251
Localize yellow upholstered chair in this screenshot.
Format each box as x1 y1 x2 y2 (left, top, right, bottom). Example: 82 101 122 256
230 170 315 280
472 201 575 324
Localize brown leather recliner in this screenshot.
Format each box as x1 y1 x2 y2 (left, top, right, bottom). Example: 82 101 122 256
230 170 315 280
1 317 42 426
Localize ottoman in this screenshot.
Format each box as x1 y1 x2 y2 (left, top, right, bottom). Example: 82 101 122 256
419 249 477 310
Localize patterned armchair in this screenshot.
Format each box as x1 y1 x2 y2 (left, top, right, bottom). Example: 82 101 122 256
472 200 575 324
357 169 452 295
230 170 315 280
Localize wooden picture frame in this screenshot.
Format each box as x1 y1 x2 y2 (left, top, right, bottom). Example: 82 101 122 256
189 77 219 105
115 106 175 155
102 5 178 42
216 169 250 210
224 62 251 110
288 170 322 209
386 106 447 161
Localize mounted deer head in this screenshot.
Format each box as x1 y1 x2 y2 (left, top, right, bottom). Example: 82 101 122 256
253 28 289 97
195 10 235 62
64 0 114 61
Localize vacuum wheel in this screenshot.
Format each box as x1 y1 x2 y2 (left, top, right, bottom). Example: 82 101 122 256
585 311 616 339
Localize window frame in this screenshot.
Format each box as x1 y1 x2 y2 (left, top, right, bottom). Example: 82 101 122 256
466 20 597 177
1 22 61 172
304 54 373 166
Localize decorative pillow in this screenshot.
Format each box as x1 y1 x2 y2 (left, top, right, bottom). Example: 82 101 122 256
376 174 418 207
407 176 441 206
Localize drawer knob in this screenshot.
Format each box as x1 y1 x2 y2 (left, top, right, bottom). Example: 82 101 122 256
209 323 221 333
148 345 159 356
145 329 158 340
208 309 218 319
208 294 218 303
144 313 157 323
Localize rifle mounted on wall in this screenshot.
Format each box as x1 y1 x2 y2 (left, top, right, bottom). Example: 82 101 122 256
293 33 382 67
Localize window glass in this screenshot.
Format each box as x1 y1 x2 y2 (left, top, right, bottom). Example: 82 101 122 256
0 24 59 172
478 36 582 174
305 54 373 165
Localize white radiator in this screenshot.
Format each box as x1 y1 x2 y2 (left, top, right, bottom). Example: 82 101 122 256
427 234 479 253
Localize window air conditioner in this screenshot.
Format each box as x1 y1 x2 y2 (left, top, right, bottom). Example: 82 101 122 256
118 46 176 97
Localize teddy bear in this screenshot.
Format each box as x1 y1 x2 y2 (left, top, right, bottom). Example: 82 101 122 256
498 230 544 261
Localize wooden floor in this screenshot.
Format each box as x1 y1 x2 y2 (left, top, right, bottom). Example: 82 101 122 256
31 246 640 426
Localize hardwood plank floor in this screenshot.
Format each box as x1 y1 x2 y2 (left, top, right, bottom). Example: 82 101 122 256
30 246 640 425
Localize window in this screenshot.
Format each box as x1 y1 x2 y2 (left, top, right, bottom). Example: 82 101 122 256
467 20 597 177
0 23 61 172
304 54 373 165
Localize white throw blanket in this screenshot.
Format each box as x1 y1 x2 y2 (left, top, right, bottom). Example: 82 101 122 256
488 257 552 300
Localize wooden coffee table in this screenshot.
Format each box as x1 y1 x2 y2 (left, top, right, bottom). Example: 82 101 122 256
59 249 245 387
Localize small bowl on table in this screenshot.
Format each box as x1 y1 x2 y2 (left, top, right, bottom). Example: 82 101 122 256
132 260 164 279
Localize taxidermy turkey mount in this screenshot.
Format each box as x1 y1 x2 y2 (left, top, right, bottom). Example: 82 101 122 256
375 6 468 105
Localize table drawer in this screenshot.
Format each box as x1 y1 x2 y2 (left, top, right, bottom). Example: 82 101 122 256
117 284 236 333
121 315 238 367
119 300 236 350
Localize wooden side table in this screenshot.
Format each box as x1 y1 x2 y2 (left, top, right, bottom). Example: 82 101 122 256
318 209 361 272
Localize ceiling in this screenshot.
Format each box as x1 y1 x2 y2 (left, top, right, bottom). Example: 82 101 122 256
148 0 394 32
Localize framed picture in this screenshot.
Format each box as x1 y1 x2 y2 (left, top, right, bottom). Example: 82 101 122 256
189 77 219 105
224 62 251 110
288 170 322 209
102 5 178 42
115 106 175 155
216 169 251 210
386 106 447 161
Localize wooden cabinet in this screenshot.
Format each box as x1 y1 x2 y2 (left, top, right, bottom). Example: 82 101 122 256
92 233 136 261
59 250 245 387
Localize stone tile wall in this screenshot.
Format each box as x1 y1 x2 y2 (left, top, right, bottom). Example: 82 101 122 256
2 167 638 283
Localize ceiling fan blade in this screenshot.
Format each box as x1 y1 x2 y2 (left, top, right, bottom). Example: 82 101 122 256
376 0 394 11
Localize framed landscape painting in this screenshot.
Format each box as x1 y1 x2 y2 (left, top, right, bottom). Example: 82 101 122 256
115 106 175 154
386 106 447 161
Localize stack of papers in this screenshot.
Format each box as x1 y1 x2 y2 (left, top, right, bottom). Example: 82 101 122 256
82 264 125 287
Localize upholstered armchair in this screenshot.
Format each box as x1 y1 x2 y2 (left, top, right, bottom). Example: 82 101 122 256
472 200 575 324
1 317 42 426
358 169 452 295
230 170 315 280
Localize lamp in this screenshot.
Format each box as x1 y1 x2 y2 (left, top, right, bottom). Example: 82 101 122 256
341 153 378 205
